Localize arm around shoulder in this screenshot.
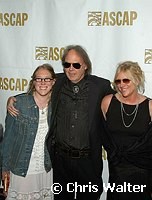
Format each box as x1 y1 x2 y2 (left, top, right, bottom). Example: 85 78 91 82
101 94 113 119
149 99 152 122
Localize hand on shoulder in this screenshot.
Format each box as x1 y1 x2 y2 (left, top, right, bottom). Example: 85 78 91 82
7 96 19 117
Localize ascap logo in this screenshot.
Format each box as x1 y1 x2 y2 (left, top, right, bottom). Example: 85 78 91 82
0 13 28 26
35 47 65 61
0 77 28 91
88 11 137 26
144 49 152 64
88 12 101 26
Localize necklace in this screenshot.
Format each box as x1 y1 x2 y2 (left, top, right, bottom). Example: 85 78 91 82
41 108 45 114
41 106 48 115
120 102 139 128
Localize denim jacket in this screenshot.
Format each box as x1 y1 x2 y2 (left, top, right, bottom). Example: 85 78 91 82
2 93 52 177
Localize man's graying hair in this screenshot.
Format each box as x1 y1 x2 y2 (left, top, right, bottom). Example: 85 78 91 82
62 45 92 75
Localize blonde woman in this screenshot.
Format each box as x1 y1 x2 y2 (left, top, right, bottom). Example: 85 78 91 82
101 61 152 200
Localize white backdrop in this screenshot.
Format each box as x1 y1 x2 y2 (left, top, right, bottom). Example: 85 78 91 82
0 1 152 199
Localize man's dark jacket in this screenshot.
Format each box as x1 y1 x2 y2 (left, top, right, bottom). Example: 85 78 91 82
46 73 113 185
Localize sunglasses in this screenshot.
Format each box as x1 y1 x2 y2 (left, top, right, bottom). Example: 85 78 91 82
34 78 53 82
114 78 131 85
62 62 81 69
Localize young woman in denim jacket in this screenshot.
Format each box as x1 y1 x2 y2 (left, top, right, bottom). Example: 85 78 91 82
2 64 56 200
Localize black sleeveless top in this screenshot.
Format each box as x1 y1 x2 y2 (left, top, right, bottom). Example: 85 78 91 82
106 95 151 148
104 96 152 200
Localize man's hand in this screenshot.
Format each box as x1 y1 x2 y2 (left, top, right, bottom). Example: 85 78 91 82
7 96 19 116
2 171 10 194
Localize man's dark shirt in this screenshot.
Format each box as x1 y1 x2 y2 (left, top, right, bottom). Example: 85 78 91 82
56 77 89 149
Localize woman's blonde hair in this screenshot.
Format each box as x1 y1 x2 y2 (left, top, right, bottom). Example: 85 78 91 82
113 61 145 93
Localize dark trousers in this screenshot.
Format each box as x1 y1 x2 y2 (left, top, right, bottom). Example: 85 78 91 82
53 152 102 200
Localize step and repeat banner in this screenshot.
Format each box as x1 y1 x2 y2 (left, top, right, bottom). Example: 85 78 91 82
0 1 152 199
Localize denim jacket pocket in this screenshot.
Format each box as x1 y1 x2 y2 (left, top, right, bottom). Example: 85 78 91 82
15 113 38 135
